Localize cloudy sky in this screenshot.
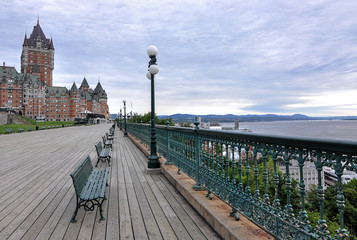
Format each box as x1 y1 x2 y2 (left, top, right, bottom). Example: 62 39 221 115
1 0 357 117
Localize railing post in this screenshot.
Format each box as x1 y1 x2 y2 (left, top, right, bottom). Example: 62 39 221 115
165 121 172 165
272 152 281 213
253 148 260 202
119 108 122 130
297 149 310 230
123 100 128 136
335 155 348 240
313 153 330 239
193 117 204 191
262 151 270 205
283 150 294 220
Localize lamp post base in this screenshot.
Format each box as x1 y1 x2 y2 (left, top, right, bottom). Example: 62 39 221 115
146 167 161 174
148 155 160 168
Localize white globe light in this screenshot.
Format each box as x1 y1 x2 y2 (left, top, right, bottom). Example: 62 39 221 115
149 64 159 75
147 45 158 56
146 71 151 79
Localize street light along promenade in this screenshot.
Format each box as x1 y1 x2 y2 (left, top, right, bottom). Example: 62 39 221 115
147 45 160 169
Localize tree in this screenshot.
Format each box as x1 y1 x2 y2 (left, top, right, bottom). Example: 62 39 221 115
306 179 357 239
128 112 174 126
178 122 192 127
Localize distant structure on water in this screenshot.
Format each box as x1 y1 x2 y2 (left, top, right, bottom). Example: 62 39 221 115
0 19 109 122
198 117 240 131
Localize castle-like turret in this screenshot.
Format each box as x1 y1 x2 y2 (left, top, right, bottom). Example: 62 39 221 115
21 19 54 87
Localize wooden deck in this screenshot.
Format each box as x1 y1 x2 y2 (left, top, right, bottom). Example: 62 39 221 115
0 124 220 240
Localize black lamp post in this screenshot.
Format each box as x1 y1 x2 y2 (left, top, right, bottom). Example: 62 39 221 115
146 45 160 169
119 108 122 130
123 100 128 136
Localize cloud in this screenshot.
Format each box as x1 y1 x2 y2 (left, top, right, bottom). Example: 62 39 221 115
1 0 357 116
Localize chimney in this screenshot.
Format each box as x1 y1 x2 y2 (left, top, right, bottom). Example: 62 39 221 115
2 62 5 70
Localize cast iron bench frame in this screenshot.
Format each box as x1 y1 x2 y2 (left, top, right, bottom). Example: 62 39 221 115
109 126 115 135
106 132 114 141
95 141 111 167
70 155 109 223
102 135 113 148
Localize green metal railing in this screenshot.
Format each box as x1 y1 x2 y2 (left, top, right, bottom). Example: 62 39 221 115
126 122 357 240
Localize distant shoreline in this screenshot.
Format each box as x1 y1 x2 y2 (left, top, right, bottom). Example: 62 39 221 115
157 113 357 123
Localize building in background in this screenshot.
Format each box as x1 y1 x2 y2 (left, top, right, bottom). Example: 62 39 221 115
21 19 54 87
0 19 108 121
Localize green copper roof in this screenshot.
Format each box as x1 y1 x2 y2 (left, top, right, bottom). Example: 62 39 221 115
80 77 89 88
70 82 78 91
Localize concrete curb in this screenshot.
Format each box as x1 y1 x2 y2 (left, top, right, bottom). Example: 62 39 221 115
128 134 274 240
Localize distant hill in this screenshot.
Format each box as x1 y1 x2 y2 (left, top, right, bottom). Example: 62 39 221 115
158 113 357 123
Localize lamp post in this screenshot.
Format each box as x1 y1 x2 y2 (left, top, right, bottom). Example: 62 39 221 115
147 45 160 169
123 100 128 136
119 108 122 130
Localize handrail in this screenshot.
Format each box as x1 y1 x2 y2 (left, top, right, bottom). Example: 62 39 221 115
126 122 357 240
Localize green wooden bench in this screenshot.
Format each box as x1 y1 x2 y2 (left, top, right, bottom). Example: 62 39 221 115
95 141 111 167
17 128 24 133
28 127 33 131
109 127 114 136
70 155 109 223
106 132 114 141
5 128 13 134
102 135 113 148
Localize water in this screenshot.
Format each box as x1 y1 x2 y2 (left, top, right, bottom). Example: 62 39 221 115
220 120 357 141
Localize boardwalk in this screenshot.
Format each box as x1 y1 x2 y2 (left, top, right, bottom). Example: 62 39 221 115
0 124 220 240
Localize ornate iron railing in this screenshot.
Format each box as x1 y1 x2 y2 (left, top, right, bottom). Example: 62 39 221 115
126 122 357 240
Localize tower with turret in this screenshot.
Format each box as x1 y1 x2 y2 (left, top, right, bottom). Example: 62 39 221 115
21 19 54 87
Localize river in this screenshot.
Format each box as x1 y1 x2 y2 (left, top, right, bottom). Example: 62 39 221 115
220 120 357 141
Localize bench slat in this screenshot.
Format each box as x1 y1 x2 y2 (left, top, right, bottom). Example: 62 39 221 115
71 156 93 196
99 169 109 197
81 169 107 200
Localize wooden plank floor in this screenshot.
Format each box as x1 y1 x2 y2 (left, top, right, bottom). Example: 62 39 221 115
0 124 221 240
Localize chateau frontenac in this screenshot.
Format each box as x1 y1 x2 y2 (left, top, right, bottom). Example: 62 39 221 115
0 20 108 121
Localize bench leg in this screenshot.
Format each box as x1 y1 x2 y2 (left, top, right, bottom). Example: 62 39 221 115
72 198 106 222
98 198 105 221
71 197 81 223
96 157 101 167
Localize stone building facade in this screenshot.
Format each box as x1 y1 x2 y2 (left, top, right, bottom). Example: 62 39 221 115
0 20 108 121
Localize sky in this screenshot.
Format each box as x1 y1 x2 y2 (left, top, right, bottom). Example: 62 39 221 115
1 0 357 117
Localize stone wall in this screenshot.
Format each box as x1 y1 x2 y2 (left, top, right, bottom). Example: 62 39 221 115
0 112 32 125
0 112 7 125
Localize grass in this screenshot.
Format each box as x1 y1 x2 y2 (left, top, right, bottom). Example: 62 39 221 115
17 115 36 125
0 121 75 134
